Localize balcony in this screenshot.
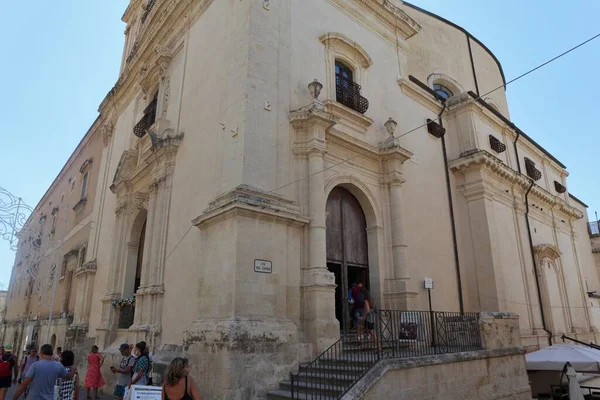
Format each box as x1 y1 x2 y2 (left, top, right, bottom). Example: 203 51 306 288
589 221 600 237
335 74 369 115
524 158 542 181
133 95 157 138
118 304 135 329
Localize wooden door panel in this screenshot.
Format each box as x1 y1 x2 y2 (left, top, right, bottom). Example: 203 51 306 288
326 188 343 262
341 191 368 266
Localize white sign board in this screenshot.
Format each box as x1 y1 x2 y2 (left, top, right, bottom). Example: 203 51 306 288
424 278 434 289
126 385 162 400
254 259 272 274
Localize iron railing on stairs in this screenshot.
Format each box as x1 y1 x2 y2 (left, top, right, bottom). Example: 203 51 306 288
289 310 481 399
561 334 600 351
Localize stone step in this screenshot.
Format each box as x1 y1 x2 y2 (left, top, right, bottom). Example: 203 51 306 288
298 362 366 377
279 380 345 397
294 371 358 385
267 389 338 400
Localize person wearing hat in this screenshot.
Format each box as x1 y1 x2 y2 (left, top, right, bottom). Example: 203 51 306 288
110 343 136 400
0 345 18 400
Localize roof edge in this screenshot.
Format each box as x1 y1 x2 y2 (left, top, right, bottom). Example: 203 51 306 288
569 193 588 208
403 1 507 86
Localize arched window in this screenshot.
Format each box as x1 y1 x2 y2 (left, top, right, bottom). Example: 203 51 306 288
433 83 453 100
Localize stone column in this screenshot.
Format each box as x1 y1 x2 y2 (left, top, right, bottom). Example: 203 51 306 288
131 136 181 347
381 139 415 309
290 101 339 353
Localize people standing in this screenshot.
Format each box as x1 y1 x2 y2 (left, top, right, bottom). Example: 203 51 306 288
57 350 78 400
351 281 367 342
54 347 63 362
362 297 382 354
128 342 150 387
162 358 203 400
19 346 39 397
13 344 76 400
110 343 136 400
84 345 105 399
0 344 18 400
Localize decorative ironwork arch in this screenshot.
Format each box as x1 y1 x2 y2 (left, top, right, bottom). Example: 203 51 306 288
0 187 33 251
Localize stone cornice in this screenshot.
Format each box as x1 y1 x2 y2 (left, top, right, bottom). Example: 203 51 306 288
319 32 373 68
324 100 374 133
192 185 308 228
449 151 582 220
398 78 442 114
327 0 421 42
75 259 97 278
100 0 213 118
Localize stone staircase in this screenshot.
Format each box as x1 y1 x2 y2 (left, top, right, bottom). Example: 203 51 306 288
268 333 390 399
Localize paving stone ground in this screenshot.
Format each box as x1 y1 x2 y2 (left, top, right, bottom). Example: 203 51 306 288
6 384 114 399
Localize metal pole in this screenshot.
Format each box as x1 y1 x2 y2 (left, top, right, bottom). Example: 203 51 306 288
428 288 436 347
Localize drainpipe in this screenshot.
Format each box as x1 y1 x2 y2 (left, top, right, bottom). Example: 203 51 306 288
437 104 465 314
514 133 553 347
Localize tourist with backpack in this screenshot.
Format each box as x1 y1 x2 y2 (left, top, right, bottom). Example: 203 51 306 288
0 344 18 400
128 342 151 387
110 343 136 400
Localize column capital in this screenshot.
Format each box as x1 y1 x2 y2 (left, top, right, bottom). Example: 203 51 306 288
290 102 338 132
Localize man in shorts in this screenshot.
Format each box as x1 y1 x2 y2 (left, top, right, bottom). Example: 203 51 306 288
110 343 136 400
13 344 76 400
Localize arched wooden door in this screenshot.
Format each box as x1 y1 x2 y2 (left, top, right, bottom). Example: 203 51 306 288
326 187 369 330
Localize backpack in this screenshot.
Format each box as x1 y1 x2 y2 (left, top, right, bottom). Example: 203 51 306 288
0 356 12 377
354 288 366 309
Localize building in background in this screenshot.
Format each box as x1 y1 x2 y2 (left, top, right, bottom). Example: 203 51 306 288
3 0 600 397
1 118 105 353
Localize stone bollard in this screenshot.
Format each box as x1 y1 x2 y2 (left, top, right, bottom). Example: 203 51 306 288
479 311 522 350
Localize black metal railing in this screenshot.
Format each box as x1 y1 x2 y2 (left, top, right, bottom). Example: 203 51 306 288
335 74 369 114
551 385 600 399
588 221 600 237
489 135 507 154
133 95 158 138
118 304 135 329
561 334 600 351
525 158 542 181
289 310 481 399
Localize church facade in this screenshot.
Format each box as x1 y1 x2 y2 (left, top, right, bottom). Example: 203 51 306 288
4 0 600 398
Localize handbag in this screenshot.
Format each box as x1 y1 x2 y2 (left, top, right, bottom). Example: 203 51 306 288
53 382 60 400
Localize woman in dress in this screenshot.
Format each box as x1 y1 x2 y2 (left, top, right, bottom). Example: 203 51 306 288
57 350 79 400
84 345 105 399
162 358 203 400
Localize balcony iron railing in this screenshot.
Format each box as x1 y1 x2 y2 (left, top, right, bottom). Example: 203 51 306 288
589 221 600 237
525 158 542 181
289 310 481 399
489 135 506 154
118 304 135 329
335 74 369 114
554 181 567 194
133 95 157 138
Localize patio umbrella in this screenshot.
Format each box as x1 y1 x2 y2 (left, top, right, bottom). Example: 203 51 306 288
566 363 585 400
526 344 600 372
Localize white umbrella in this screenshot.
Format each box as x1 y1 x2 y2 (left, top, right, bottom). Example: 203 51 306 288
566 363 585 400
526 344 600 372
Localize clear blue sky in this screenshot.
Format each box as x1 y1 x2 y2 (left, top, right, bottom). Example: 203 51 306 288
1 1 600 288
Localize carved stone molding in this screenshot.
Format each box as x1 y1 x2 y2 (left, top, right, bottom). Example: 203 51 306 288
533 244 562 262
76 259 97 277
132 192 149 210
319 32 373 68
449 150 583 220
101 121 115 147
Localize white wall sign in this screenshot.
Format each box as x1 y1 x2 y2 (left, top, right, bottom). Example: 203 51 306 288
424 278 434 289
254 259 272 274
127 385 162 400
